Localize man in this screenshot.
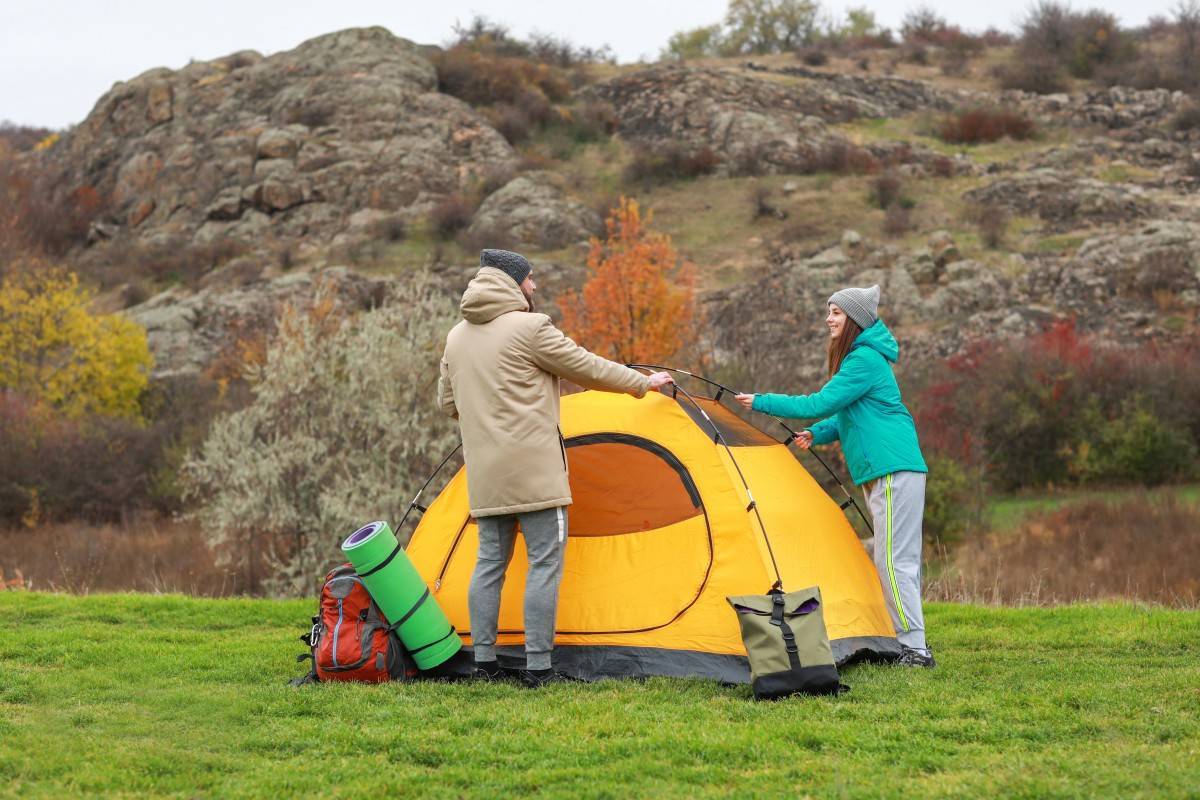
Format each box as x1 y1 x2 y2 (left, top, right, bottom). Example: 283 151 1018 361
437 249 673 688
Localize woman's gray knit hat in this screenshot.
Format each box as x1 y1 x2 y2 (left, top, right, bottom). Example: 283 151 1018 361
828 285 880 329
480 248 532 287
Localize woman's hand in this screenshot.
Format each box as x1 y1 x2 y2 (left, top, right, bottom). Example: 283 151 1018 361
792 430 814 450
734 393 755 410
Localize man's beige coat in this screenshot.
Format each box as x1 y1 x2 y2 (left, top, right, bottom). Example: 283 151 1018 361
438 267 651 517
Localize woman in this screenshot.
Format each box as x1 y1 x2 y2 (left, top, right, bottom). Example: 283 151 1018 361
735 285 934 668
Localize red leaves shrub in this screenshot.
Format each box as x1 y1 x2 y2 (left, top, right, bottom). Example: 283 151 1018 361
0 393 159 525
0 376 228 525
908 321 1200 491
625 143 721 185
937 108 1037 144
809 140 880 175
0 157 109 256
429 193 478 240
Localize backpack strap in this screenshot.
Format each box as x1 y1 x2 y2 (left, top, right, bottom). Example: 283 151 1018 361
289 652 319 686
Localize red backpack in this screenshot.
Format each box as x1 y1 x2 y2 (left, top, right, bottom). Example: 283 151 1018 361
292 564 416 684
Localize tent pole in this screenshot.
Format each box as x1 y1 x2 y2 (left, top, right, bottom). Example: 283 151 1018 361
628 363 874 536
631 366 784 591
395 442 463 533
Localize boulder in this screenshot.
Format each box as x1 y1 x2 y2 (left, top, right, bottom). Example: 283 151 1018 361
256 128 300 159
1057 221 1200 312
465 173 601 251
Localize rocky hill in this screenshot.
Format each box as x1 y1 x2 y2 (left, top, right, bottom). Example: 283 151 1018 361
22 27 1200 381
45 28 515 259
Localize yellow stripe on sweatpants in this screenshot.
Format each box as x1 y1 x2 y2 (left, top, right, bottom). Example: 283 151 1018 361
885 474 909 632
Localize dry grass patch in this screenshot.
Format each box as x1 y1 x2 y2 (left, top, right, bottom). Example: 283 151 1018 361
929 492 1200 607
0 518 260 596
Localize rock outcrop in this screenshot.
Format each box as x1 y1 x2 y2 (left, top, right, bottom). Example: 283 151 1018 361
1009 86 1190 134
963 170 1158 228
1031 220 1200 316
583 64 972 177
46 28 516 258
127 268 394 377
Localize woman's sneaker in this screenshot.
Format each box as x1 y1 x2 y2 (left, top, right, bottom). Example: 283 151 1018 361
896 646 936 668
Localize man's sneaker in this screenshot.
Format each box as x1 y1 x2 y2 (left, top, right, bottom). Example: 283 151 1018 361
895 646 936 668
472 660 511 682
518 668 579 689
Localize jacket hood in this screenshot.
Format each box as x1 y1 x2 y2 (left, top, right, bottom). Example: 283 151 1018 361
460 267 529 324
853 319 899 363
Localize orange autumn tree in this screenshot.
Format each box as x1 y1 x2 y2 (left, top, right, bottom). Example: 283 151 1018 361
560 196 700 365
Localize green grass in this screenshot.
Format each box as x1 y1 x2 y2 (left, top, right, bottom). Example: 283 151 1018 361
1094 163 1158 184
1034 233 1087 254
3 594 1199 798
986 483 1200 532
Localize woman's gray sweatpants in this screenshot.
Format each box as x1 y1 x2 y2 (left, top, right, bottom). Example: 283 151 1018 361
863 471 927 651
468 506 567 671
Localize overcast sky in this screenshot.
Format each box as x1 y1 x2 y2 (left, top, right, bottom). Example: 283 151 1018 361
1 0 1173 129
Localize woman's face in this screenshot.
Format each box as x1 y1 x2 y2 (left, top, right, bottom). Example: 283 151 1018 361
826 304 847 339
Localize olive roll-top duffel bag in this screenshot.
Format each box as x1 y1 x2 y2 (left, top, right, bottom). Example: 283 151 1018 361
727 586 844 700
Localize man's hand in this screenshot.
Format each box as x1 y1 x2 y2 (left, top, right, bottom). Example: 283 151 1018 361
647 371 674 390
792 430 814 450
734 393 755 410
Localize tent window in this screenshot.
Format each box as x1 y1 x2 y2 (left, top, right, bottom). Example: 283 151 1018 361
564 434 702 536
677 396 780 447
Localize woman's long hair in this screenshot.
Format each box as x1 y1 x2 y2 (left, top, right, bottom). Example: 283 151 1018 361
827 316 864 379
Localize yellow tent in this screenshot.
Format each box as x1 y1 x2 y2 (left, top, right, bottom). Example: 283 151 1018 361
406 387 900 682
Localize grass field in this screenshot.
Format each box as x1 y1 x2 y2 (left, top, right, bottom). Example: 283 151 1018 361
2 594 1198 798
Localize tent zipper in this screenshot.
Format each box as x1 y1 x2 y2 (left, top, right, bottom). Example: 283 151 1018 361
433 518 470 590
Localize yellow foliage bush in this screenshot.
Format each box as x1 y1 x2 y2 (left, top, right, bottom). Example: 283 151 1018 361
33 132 60 152
0 268 152 419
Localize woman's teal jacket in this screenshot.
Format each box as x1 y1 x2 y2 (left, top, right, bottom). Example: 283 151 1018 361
751 320 927 486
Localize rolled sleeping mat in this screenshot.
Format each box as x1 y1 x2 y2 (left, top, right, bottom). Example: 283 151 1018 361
342 520 461 671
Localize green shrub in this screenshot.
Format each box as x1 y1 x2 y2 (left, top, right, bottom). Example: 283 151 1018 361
1070 398 1198 486
922 454 981 544
185 275 460 596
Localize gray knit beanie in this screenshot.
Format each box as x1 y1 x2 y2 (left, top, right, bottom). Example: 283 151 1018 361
480 248 532 287
828 284 880 329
